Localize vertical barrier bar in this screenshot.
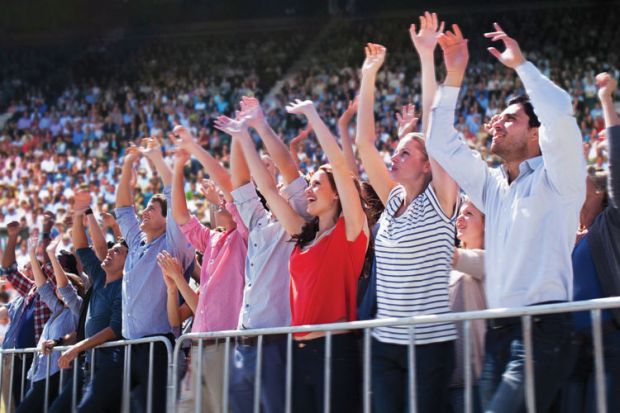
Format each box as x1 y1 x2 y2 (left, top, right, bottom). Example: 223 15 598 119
59 363 64 393
90 348 96 382
122 344 132 413
0 352 3 405
253 335 264 413
522 316 536 413
20 353 26 400
71 356 78 413
195 340 203 413
464 320 472 413
222 337 231 413
408 326 417 413
363 329 371 413
170 337 183 413
8 353 14 409
285 333 293 413
44 352 52 413
591 309 607 413
147 341 154 413
323 332 332 413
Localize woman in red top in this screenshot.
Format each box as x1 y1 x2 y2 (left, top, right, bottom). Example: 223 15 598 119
232 98 369 413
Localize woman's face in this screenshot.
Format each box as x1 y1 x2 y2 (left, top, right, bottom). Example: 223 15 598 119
389 135 431 184
456 201 485 245
304 169 338 218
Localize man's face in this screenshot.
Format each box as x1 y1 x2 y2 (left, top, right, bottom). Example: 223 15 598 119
140 199 166 233
490 103 537 162
101 243 128 273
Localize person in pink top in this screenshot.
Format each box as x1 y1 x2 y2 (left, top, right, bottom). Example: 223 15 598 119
157 126 249 413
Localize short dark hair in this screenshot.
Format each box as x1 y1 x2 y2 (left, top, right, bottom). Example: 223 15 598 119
508 95 541 128
150 194 167 217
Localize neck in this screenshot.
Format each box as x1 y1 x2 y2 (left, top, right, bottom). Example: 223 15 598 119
504 160 522 184
317 211 338 237
104 269 123 284
462 236 484 250
144 228 165 244
401 176 429 206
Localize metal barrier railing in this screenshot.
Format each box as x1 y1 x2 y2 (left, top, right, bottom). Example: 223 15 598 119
1 297 619 413
171 297 620 413
0 335 173 413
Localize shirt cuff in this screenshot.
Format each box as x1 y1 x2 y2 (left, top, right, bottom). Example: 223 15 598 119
179 215 201 234
281 176 307 200
58 285 76 298
231 182 258 203
432 86 461 110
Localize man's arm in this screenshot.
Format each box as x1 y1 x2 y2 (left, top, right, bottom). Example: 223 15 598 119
486 23 585 197
40 211 56 265
1 221 20 268
240 96 301 185
58 327 118 369
426 24 491 212
86 214 108 261
116 146 140 209
597 73 620 209
139 137 173 186
171 150 192 227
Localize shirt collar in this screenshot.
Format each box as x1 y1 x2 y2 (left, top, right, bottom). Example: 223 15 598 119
500 156 543 180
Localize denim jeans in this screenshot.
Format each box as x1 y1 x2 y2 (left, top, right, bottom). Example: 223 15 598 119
371 338 455 413
15 372 60 413
230 337 287 413
292 333 361 413
479 312 572 413
555 326 620 413
130 335 174 413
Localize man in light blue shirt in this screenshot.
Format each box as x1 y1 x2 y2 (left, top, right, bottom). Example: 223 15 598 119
427 23 586 412
115 138 194 413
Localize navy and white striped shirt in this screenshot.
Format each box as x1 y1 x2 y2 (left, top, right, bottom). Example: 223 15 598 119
373 184 458 345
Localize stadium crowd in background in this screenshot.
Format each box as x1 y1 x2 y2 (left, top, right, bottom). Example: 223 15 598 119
0 3 619 413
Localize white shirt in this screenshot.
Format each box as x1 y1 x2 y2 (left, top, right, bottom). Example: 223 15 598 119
426 62 586 309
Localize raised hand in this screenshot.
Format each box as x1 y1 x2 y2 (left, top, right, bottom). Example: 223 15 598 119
213 115 248 136
291 125 313 146
73 190 91 213
199 179 221 205
42 211 56 234
138 137 163 160
596 72 617 100
45 233 61 255
123 145 141 166
239 96 266 129
361 43 386 76
338 98 359 125
100 212 116 228
6 221 21 238
396 104 419 137
285 99 317 117
409 11 445 56
174 148 191 167
170 125 196 152
484 22 525 69
437 24 469 84
28 236 39 254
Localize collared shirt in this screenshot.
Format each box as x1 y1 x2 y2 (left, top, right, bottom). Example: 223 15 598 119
28 282 78 382
1 263 55 347
179 204 247 333
76 248 123 339
116 185 195 339
231 176 309 329
427 62 586 309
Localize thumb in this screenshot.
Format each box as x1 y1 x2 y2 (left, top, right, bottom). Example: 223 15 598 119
487 47 502 60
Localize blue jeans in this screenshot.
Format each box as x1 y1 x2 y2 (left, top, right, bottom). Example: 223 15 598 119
371 338 455 412
15 372 60 413
229 337 286 413
479 312 572 413
555 326 620 413
448 384 482 413
130 336 173 413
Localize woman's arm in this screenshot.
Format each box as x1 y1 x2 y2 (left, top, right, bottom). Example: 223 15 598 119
337 98 360 178
28 237 47 288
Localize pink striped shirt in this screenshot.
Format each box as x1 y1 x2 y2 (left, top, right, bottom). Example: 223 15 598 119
180 203 247 333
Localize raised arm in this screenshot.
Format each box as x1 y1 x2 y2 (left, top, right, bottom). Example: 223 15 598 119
28 237 47 288
410 11 444 135
139 137 172 186
240 96 300 184
485 22 585 197
116 146 140 208
230 132 251 189
1 221 20 268
218 116 306 236
40 211 56 265
337 98 360 178
355 43 397 205
172 126 233 201
45 235 68 288
597 73 620 209
74 189 108 260
287 100 369 241
289 126 312 169
412 14 459 217
101 212 122 240
171 149 192 226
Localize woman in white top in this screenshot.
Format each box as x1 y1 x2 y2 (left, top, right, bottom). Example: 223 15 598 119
356 12 460 412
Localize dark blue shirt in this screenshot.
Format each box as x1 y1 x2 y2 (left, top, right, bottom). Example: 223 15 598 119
76 248 123 339
572 234 611 331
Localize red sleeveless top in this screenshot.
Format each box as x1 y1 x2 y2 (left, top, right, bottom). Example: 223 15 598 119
289 217 368 337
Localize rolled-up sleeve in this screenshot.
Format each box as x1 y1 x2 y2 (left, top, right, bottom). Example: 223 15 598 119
281 176 310 219
426 86 494 212
180 215 212 253
164 185 195 261
37 281 62 313
58 284 82 318
76 248 103 283
115 206 143 250
226 202 248 240
232 182 267 231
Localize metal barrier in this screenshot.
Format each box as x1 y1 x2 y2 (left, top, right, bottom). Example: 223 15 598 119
0 336 173 413
171 297 620 413
1 297 619 413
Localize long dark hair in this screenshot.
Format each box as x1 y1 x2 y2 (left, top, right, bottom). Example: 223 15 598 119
292 165 365 249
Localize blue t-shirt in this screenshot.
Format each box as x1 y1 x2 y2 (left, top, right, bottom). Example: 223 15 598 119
572 234 611 331
15 299 36 348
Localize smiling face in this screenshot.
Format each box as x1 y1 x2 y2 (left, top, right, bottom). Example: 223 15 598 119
389 134 431 185
139 197 166 234
490 103 539 162
101 242 128 274
456 200 485 248
304 168 340 219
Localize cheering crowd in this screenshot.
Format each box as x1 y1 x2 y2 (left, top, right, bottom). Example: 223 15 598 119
1 7 620 413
